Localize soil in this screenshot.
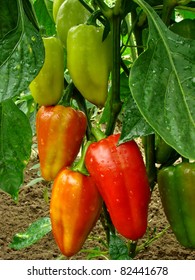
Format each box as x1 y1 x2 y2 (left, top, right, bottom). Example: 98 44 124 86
0 144 195 260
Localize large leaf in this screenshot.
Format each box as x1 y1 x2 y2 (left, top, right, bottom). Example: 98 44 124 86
130 0 195 159
0 0 44 101
119 72 154 142
0 100 32 200
10 217 51 250
120 94 154 142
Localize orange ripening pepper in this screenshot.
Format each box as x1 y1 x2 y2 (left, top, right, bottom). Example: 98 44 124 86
36 105 87 181
50 168 102 257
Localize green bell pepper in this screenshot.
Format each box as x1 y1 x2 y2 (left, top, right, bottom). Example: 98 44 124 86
158 162 195 248
155 135 179 165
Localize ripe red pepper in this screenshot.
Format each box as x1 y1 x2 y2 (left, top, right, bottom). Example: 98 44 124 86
36 105 87 181
85 134 150 240
50 168 102 257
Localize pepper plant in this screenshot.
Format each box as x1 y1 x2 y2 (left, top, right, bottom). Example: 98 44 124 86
0 0 195 259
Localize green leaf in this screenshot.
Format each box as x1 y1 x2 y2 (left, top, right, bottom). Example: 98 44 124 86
34 0 56 36
0 0 44 101
44 0 54 20
170 19 195 40
176 7 195 20
120 94 154 142
130 0 195 160
10 217 51 250
109 235 131 260
0 100 32 200
119 72 153 142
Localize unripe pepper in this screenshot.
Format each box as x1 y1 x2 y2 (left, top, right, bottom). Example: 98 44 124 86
67 24 112 107
85 134 151 240
36 105 87 181
158 162 195 248
170 19 195 40
155 135 179 165
56 0 90 47
29 37 64 106
50 168 102 257
53 0 65 22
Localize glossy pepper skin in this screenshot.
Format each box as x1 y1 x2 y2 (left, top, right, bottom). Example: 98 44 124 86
158 162 195 248
52 0 65 22
155 135 178 165
29 37 64 106
50 168 102 257
67 24 112 107
56 0 90 48
85 134 151 240
36 105 87 181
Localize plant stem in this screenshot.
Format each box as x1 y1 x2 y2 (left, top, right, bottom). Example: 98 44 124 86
94 0 113 18
105 14 122 136
72 141 92 175
74 87 92 140
131 8 143 56
136 226 169 254
91 127 106 141
128 240 138 258
78 0 94 13
113 0 122 15
143 134 157 191
102 203 116 243
162 0 178 26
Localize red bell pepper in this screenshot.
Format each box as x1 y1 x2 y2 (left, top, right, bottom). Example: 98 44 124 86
50 167 102 257
36 105 87 181
85 133 150 240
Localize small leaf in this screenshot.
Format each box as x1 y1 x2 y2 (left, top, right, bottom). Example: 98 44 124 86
109 235 131 260
10 217 51 250
27 177 43 187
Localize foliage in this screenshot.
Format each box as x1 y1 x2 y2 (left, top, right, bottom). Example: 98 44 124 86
1 0 195 259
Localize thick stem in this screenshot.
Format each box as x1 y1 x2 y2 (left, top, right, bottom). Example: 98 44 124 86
131 8 143 56
162 0 178 26
74 88 92 140
78 0 94 13
102 203 116 243
91 127 106 141
72 141 92 175
143 134 157 191
128 240 138 258
105 15 122 136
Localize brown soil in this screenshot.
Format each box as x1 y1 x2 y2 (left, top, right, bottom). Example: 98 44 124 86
0 151 195 260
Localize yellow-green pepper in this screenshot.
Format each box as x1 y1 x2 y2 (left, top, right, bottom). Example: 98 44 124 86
53 0 65 23
67 24 112 107
29 37 64 106
56 0 90 48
